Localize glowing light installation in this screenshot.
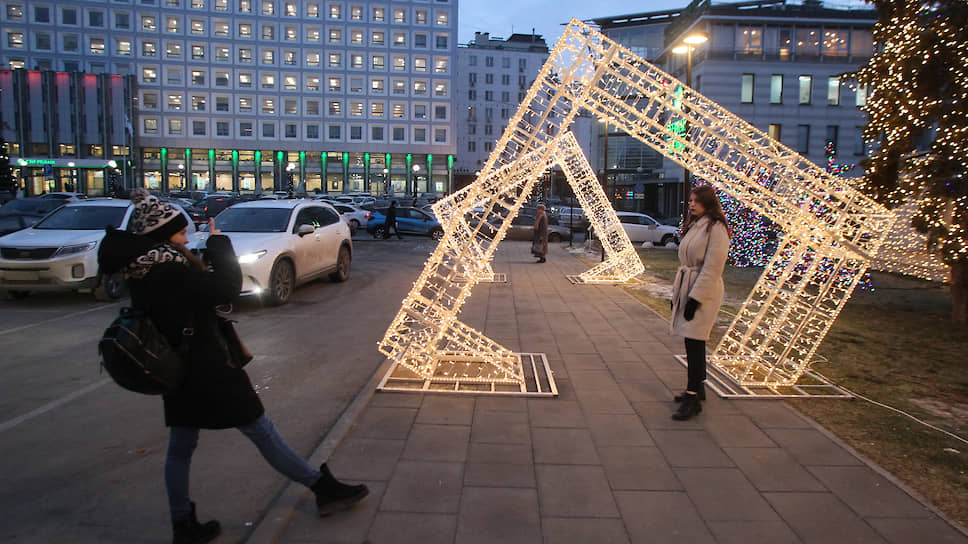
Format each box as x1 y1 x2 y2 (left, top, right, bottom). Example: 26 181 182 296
380 20 895 388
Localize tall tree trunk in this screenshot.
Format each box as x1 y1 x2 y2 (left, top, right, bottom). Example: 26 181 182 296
952 261 968 325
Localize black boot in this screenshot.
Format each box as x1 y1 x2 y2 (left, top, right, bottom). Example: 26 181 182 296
311 463 369 517
172 502 220 544
672 394 702 421
674 386 705 402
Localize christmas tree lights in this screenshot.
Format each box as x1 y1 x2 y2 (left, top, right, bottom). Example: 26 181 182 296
853 0 967 316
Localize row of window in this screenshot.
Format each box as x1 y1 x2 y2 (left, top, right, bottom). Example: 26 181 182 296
5 26 451 50
715 24 873 59
142 93 449 119
466 89 527 103
8 34 451 72
765 124 865 157
4 2 451 25
466 56 531 70
138 67 449 93
142 117 450 143
467 72 529 88
739 73 867 107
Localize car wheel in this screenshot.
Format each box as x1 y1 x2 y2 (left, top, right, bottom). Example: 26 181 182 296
349 219 360 230
94 272 125 301
267 258 294 306
549 232 562 243
373 225 387 239
430 227 444 241
661 234 675 246
7 290 29 299
329 245 351 282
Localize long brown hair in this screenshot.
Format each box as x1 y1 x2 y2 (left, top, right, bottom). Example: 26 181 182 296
683 185 730 237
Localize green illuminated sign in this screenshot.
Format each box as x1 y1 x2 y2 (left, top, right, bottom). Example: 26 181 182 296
18 159 56 166
666 85 687 153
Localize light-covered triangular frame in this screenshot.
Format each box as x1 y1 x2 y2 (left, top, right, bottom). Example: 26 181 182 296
379 20 895 390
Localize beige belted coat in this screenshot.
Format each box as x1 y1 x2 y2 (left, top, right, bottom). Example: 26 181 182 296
670 216 730 341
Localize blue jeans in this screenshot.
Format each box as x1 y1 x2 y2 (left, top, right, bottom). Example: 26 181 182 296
165 414 321 521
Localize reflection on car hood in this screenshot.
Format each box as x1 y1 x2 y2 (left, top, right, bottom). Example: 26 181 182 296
215 231 289 255
0 227 106 248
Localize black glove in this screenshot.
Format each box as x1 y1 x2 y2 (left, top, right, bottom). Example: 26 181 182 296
684 298 700 321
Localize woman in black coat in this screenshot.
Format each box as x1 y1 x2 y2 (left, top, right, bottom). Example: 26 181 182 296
98 190 367 544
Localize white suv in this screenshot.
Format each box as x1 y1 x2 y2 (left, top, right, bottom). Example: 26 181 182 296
0 198 197 299
211 199 352 305
615 211 680 246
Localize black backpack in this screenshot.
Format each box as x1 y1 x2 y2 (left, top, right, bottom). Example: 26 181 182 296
99 307 188 395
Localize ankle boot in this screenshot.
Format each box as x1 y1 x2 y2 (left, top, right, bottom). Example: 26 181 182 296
674 387 706 402
172 502 220 544
311 463 369 517
672 394 702 421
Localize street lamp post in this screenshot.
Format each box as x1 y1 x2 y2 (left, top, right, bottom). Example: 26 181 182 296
177 163 185 190
672 32 708 225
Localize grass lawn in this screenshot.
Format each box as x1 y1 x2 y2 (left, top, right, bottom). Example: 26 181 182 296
620 247 968 526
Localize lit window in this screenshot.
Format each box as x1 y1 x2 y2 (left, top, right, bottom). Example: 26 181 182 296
142 67 157 83
262 98 275 113
350 5 362 20
284 75 297 89
434 57 448 73
285 2 296 16
371 79 384 93
168 93 183 110
192 45 205 59
393 8 405 23
262 74 275 88
262 0 274 15
306 27 320 41
191 70 204 84
372 55 385 70
350 102 363 116
239 97 252 111
144 119 158 134
191 95 206 110
168 119 181 134
142 15 156 30
239 73 252 87
239 23 252 38
191 19 204 34
372 7 383 21
7 32 24 48
371 102 384 116
306 52 320 66
329 77 342 91
90 37 105 54
371 31 384 46
166 16 179 33
285 26 297 40
329 2 341 18
435 10 447 25
167 42 182 58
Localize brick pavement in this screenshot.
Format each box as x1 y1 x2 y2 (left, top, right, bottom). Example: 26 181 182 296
250 241 968 544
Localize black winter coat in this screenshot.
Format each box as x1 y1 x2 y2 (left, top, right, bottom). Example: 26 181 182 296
98 229 264 429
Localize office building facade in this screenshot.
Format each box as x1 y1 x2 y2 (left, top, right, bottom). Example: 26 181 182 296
592 0 876 218
454 31 548 190
1 0 458 196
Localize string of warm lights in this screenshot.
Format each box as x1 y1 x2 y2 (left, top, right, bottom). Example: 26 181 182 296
379 19 898 391
855 0 968 271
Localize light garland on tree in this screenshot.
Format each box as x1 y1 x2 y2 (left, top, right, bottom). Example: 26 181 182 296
854 0 968 270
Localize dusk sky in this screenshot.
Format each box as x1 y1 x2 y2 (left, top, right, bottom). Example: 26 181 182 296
456 0 684 46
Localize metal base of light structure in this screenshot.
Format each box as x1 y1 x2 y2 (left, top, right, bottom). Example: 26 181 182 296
673 355 852 399
377 352 558 397
454 272 508 284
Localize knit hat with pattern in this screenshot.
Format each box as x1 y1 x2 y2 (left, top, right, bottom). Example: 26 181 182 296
129 188 188 242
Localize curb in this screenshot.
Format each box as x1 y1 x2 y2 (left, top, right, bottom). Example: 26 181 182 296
243 356 395 544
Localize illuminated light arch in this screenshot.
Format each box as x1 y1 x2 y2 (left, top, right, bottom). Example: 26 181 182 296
379 20 895 390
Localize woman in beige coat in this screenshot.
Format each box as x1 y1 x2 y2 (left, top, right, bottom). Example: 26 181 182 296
670 186 730 420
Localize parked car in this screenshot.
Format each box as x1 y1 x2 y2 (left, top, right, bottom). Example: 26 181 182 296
0 198 197 300
487 213 572 243
330 203 368 231
211 199 352 305
188 194 240 225
365 207 444 240
38 192 89 202
615 211 680 245
557 208 588 231
0 198 66 236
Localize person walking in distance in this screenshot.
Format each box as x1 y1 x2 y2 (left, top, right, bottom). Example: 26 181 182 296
98 190 368 544
532 204 549 263
670 186 730 421
384 200 403 239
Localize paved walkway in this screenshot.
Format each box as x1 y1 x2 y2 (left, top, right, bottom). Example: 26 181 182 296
251 241 968 544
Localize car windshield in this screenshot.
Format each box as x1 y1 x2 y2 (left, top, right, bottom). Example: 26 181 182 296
214 207 291 232
33 205 127 230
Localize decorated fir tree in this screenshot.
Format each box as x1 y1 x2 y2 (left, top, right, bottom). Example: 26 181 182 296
855 0 968 323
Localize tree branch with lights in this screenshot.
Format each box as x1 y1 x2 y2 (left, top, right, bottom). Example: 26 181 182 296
855 0 968 323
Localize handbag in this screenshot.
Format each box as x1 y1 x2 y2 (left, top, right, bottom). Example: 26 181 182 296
218 316 253 368
99 307 189 395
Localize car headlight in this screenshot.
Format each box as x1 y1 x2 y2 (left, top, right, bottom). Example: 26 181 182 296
53 241 98 257
238 250 267 264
